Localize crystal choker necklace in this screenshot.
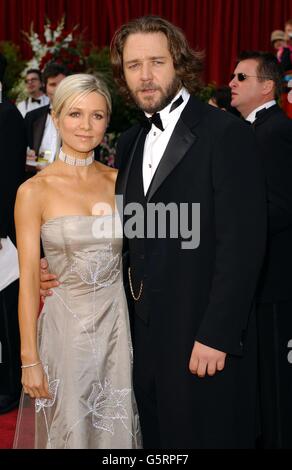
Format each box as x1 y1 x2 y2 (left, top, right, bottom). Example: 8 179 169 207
58 148 94 166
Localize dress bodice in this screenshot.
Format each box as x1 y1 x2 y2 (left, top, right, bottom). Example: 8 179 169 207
41 214 123 294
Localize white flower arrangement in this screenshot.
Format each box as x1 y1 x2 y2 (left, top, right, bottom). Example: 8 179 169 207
13 16 80 102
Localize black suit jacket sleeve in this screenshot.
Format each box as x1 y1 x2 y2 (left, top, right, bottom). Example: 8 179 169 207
0 102 27 239
268 202 292 234
196 120 267 355
261 117 292 234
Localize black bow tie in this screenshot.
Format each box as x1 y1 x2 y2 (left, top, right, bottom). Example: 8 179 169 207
31 98 41 104
141 95 184 133
148 112 164 131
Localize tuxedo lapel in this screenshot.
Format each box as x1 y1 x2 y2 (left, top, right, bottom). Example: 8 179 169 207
32 109 49 155
116 96 203 203
146 119 197 201
146 96 201 202
115 127 145 201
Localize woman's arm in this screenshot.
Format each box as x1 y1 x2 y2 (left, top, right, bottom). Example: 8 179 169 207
15 181 50 399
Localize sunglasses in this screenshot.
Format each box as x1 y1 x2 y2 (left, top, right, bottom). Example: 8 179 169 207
230 73 272 82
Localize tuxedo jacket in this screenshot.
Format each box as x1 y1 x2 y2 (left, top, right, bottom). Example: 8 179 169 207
25 104 50 156
0 100 26 241
115 96 267 446
253 104 292 302
116 95 266 355
25 105 100 160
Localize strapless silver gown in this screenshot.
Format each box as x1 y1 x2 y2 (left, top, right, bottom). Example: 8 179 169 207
14 215 141 449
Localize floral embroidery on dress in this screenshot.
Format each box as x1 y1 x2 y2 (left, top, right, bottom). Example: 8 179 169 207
71 245 120 287
87 379 131 435
34 366 60 448
35 365 60 413
128 340 134 366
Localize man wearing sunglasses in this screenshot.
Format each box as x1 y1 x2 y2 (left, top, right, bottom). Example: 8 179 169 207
230 51 292 449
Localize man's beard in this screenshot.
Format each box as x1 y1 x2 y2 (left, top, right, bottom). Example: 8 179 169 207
130 76 181 114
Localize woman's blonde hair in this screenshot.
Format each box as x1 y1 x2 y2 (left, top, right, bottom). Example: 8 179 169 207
52 73 112 117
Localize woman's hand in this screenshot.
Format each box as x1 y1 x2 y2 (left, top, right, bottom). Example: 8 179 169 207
22 363 51 399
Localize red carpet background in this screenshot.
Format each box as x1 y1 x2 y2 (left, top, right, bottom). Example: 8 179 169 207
0 409 17 448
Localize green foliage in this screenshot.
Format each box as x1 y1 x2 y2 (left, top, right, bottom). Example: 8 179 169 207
0 41 25 100
198 82 216 103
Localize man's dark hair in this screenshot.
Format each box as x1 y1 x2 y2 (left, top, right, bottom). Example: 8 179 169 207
210 86 232 110
210 86 240 116
26 69 42 81
238 51 283 98
43 63 70 87
110 15 204 102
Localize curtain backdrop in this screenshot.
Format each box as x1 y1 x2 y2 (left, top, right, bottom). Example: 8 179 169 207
1 0 292 85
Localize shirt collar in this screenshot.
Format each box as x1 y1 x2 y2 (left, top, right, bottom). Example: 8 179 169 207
145 87 190 129
245 100 276 123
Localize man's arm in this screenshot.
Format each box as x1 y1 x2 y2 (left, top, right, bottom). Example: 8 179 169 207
40 257 59 301
194 119 266 360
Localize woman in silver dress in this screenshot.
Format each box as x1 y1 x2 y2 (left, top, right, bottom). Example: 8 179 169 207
13 74 141 449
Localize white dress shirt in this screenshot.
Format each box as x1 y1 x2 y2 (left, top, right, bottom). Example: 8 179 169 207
142 87 190 195
17 94 50 118
39 112 58 163
245 100 276 124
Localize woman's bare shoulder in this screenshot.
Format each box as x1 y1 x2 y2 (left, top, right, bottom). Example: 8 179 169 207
17 164 61 201
17 174 45 197
95 161 118 182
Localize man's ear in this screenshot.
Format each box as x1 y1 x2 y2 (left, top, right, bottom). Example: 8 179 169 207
262 80 275 96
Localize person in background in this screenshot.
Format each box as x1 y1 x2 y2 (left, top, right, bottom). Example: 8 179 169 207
230 51 292 448
277 19 292 71
208 86 240 116
277 20 292 118
0 53 27 414
24 63 69 167
17 69 49 118
270 30 286 53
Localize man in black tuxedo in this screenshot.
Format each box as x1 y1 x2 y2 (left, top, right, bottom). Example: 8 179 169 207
0 53 27 413
230 51 292 448
111 17 266 448
41 17 266 448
